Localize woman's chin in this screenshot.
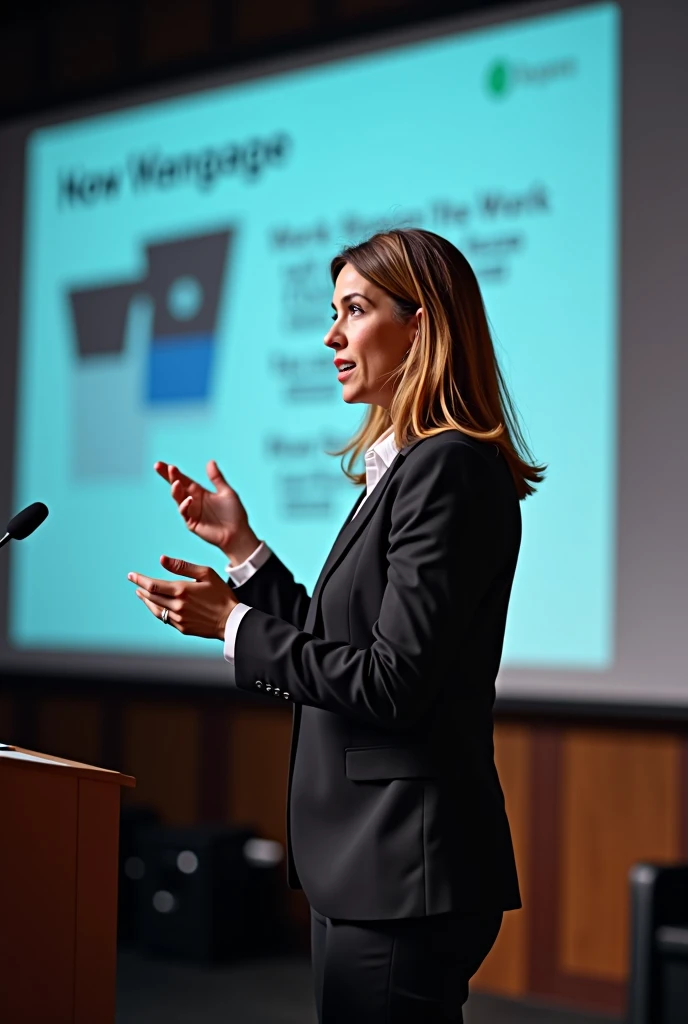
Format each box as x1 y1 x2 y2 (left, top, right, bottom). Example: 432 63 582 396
340 385 361 404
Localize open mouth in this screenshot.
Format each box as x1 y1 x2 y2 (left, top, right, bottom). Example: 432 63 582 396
337 363 356 381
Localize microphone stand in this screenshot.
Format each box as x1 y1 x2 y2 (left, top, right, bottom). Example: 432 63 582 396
0 531 18 745
1 506 48 748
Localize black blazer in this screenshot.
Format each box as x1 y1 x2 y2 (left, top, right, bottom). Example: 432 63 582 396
230 431 522 920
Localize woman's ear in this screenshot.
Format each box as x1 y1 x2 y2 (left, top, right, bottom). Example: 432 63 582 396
410 307 423 345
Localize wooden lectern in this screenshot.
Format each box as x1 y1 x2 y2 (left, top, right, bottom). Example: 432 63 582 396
0 745 135 1023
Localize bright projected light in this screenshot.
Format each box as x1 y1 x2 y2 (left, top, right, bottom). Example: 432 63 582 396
12 3 619 669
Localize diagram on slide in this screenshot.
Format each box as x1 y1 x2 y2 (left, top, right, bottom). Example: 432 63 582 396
67 229 233 477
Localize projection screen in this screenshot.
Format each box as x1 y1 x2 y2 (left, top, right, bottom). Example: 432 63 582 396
0 0 686 706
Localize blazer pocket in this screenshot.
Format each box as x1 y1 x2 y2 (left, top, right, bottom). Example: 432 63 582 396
344 746 436 781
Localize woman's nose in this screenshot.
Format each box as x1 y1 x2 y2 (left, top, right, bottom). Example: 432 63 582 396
323 323 340 347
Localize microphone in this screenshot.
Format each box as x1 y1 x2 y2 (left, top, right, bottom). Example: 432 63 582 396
0 502 49 550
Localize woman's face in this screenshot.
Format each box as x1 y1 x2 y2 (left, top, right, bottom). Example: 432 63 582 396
324 263 420 409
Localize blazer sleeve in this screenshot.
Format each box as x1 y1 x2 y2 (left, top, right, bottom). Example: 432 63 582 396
231 441 506 731
229 548 311 630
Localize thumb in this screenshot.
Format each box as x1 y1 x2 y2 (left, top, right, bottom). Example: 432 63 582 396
160 555 211 581
206 459 231 494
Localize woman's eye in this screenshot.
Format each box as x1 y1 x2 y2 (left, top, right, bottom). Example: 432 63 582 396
331 304 362 321
329 303 362 319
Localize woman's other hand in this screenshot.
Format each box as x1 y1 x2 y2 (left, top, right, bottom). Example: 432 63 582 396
128 556 239 640
154 459 260 563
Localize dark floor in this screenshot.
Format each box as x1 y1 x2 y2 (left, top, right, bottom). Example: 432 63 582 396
116 949 621 1024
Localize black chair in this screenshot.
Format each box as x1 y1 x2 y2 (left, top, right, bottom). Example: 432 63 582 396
627 863 688 1024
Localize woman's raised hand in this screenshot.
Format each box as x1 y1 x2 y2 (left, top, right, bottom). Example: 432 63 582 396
154 460 259 563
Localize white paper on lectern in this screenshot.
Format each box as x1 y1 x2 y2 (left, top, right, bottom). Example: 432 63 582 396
0 750 67 766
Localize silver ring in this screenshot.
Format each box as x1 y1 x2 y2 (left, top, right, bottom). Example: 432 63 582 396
161 607 169 625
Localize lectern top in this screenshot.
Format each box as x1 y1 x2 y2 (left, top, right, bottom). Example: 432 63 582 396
0 745 135 787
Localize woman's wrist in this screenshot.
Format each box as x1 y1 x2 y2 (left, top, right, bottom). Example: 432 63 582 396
222 529 261 566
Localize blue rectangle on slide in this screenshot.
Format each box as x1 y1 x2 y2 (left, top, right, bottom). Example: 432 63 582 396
147 335 214 402
12 3 619 669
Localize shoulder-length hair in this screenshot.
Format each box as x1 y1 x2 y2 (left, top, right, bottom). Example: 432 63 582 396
326 228 546 500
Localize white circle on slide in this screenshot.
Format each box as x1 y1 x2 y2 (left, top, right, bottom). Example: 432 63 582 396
167 275 204 321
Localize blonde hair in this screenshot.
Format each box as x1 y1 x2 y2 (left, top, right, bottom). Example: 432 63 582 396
327 228 546 500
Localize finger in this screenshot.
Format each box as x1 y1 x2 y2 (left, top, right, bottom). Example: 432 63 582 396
172 473 207 515
167 464 197 490
136 592 182 627
206 460 232 494
159 555 211 580
179 495 194 518
134 588 182 612
127 571 180 596
155 461 199 496
170 478 191 507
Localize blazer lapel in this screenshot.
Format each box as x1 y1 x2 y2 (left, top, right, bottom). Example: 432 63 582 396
304 436 425 633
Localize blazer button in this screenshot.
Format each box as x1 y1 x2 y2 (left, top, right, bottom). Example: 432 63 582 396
265 684 272 693
274 688 281 697
283 692 290 700
255 680 263 689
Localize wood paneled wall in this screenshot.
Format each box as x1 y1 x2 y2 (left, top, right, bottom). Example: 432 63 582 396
3 686 688 1015
559 732 680 982
472 723 532 997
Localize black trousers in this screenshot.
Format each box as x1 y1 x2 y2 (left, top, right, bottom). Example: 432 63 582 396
310 905 503 1023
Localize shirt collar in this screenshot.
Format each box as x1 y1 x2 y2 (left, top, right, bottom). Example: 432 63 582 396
365 425 399 469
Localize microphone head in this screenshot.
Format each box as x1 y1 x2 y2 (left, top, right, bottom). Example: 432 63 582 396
7 502 49 540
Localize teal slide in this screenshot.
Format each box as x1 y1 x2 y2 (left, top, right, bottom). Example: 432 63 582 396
12 2 619 667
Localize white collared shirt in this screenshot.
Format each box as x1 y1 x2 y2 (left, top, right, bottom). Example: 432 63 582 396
223 426 399 675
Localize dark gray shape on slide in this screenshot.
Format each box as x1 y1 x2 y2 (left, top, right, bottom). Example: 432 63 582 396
146 229 232 340
68 280 138 356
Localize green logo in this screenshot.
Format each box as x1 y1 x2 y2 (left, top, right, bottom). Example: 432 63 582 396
485 56 577 99
487 60 510 97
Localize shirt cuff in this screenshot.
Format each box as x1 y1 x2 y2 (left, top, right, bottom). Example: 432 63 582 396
225 541 273 586
224 603 253 663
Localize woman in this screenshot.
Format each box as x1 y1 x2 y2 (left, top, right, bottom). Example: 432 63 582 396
129 228 545 1023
